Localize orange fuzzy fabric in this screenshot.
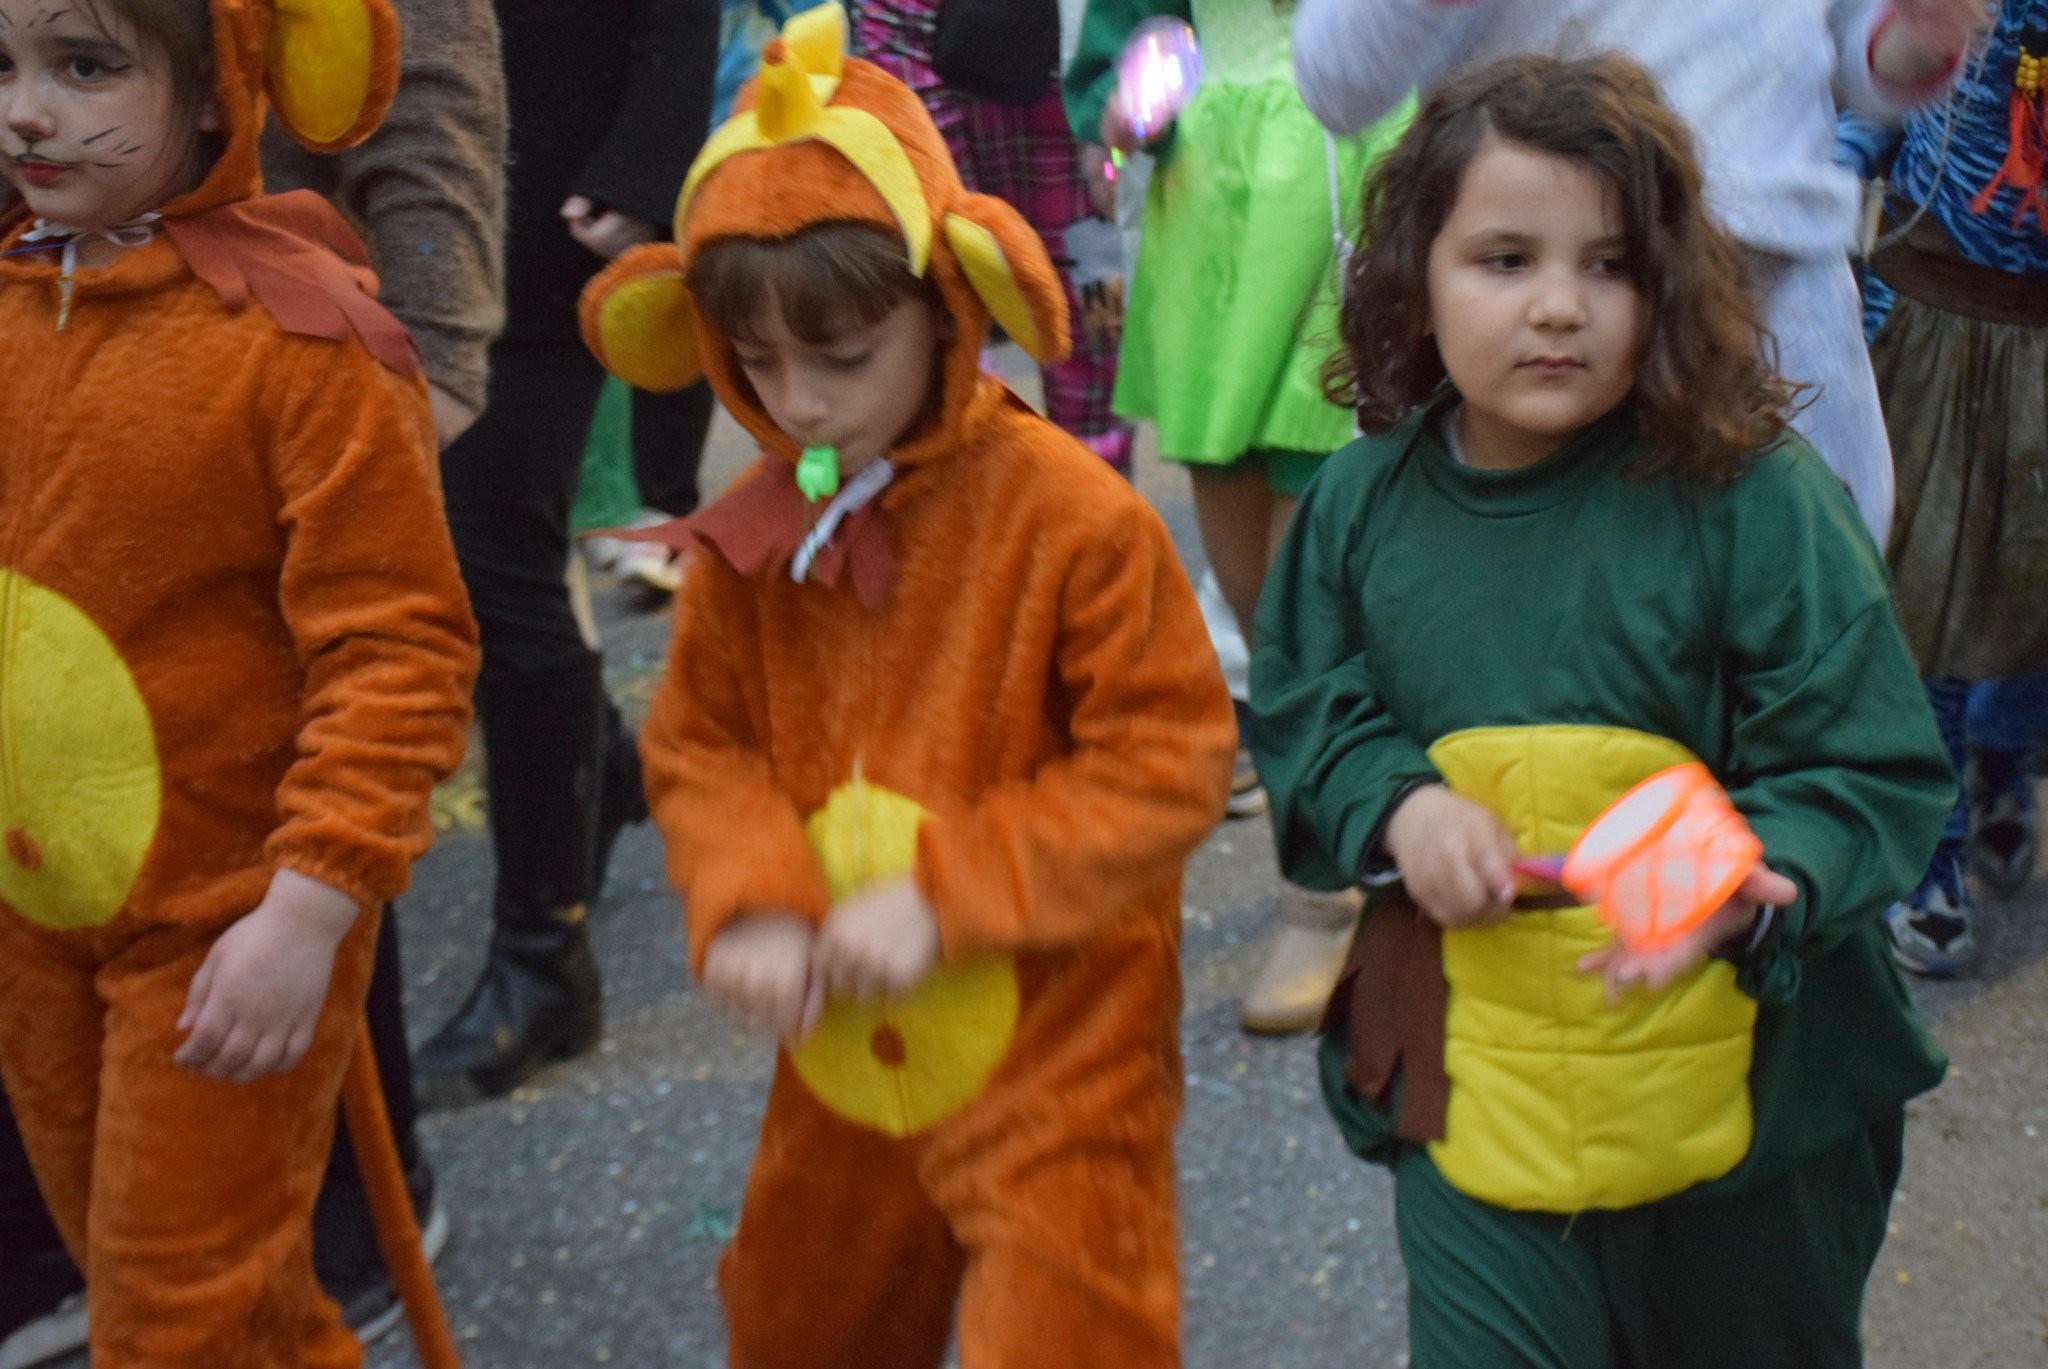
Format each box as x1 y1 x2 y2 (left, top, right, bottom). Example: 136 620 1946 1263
615 15 1236 1365
0 2 474 1364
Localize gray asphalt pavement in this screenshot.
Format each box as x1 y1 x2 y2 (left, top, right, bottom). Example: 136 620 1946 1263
357 379 2047 1369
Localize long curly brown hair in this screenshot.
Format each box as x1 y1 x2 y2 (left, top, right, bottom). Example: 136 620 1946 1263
1324 53 1798 484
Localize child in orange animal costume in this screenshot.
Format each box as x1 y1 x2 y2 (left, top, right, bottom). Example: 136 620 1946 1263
0 1 477 1365
581 9 1236 1365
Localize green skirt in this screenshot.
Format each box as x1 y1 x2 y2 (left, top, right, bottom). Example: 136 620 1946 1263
1879 294 2048 679
1116 82 1409 465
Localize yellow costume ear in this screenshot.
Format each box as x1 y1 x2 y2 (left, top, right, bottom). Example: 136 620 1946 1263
581 244 704 393
266 0 402 151
943 195 1070 364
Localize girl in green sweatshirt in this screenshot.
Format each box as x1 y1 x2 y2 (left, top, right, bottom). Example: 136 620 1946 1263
1252 53 1954 1369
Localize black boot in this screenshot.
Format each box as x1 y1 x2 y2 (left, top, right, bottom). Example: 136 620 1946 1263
415 654 607 1105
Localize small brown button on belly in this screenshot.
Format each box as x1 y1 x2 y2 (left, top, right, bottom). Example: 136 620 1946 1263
869 1023 908 1068
4 827 43 873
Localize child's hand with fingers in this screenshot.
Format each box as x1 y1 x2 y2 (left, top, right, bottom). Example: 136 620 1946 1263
1891 0 1994 60
175 870 359 1083
1578 863 1800 1002
701 914 822 1040
1384 784 1520 930
1099 93 1147 155
813 877 941 1002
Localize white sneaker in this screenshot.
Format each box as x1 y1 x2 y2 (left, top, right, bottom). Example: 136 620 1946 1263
579 509 673 575
0 1293 86 1369
344 1194 454 1347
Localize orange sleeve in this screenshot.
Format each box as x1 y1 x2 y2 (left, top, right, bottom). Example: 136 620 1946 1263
641 554 834 976
916 502 1236 956
261 340 480 904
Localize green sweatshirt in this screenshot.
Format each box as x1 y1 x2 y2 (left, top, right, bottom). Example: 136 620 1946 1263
1252 395 1952 1203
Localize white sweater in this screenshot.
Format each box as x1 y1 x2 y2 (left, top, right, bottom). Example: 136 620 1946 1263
1292 0 1926 260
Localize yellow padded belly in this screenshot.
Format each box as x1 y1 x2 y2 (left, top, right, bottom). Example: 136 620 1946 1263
0 570 161 930
1425 726 1756 1212
790 774 1018 1137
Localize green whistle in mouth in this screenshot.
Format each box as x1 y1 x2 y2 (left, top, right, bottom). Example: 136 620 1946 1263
796 445 841 503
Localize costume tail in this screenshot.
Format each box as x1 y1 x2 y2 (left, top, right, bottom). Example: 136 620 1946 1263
341 1020 464 1369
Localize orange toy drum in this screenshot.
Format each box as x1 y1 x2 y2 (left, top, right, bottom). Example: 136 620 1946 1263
1559 762 1762 952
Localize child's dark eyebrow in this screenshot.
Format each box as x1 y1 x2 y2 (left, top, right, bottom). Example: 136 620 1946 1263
1460 229 1539 250
49 36 131 62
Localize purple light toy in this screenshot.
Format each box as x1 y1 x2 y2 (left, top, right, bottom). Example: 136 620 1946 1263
1117 17 1203 145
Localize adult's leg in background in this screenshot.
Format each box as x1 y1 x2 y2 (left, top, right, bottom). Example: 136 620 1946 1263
415 341 615 1103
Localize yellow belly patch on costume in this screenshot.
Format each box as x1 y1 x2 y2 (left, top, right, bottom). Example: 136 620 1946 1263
790 776 1018 1136
1426 725 1757 1212
0 569 161 930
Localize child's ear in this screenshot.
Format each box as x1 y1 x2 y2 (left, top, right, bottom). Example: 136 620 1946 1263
941 193 1069 366
264 0 403 152
581 244 704 393
199 95 222 135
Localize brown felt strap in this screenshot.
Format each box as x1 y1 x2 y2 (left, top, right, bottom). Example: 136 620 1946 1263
1329 892 1449 1144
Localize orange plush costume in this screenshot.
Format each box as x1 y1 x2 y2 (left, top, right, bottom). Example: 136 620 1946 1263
581 10 1236 1367
0 3 476 1366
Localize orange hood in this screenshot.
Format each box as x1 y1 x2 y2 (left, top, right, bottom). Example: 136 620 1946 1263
580 5 1071 474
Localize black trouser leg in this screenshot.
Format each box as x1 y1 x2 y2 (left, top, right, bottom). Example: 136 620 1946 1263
0 1081 82 1336
417 342 613 1102
630 381 714 519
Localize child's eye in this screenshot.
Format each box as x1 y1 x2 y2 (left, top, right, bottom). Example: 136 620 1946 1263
1589 255 1629 277
825 352 871 372
1481 252 1529 272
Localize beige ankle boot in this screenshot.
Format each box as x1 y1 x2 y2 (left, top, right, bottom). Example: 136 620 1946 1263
1238 885 1365 1035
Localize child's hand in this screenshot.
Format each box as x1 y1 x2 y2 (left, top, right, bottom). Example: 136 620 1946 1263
1099 93 1148 155
1577 863 1800 1002
1890 0 1992 61
700 914 821 1040
1384 785 1519 930
1081 142 1117 218
560 196 661 261
813 878 941 1001
1875 0 1991 85
175 870 359 1083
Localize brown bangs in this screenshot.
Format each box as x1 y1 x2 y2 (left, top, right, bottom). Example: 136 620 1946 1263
75 0 215 116
687 221 940 346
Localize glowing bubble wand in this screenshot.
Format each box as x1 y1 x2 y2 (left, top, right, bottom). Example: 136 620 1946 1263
1117 17 1204 146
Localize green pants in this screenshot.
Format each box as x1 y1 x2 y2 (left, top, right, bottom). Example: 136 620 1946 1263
1395 1110 1904 1369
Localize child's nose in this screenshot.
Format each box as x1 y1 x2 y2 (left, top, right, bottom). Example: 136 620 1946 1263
5 91 57 143
1529 272 1588 329
781 375 832 433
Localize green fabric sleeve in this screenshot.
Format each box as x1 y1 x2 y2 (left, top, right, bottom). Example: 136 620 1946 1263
1250 453 1439 890
1712 450 1956 1004
1062 0 1192 147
